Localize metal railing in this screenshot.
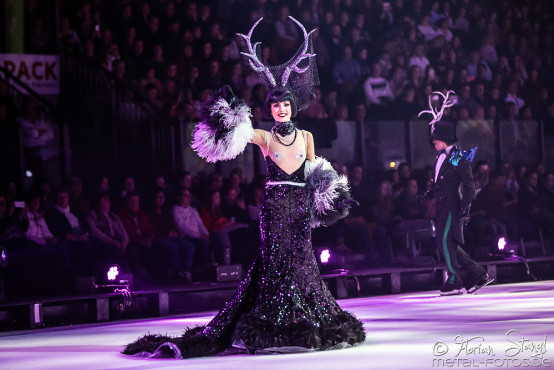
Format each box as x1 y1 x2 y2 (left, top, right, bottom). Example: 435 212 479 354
59 50 183 184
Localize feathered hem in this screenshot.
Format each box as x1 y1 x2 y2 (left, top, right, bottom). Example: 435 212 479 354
122 326 223 359
231 310 365 351
121 311 365 359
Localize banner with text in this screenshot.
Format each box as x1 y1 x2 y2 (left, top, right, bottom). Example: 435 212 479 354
0 54 60 95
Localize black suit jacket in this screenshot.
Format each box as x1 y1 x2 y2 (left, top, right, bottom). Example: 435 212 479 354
45 207 75 240
433 146 475 244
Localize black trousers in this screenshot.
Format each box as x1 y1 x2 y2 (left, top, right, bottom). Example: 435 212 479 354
436 210 486 288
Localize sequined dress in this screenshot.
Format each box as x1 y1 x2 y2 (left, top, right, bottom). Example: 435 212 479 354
124 134 365 358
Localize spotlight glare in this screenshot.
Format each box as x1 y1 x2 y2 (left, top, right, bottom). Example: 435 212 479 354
107 265 120 281
0 247 7 267
389 161 397 168
497 237 507 251
320 249 331 264
25 170 33 178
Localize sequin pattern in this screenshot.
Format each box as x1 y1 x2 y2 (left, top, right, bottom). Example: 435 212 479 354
200 156 365 351
124 154 366 358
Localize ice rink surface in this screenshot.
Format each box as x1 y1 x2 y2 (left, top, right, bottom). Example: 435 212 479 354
1 281 553 370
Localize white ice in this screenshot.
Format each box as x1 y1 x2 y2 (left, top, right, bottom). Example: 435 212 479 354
0 281 553 370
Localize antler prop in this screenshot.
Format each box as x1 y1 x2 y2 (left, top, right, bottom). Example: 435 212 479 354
237 17 277 87
418 90 457 132
281 16 316 87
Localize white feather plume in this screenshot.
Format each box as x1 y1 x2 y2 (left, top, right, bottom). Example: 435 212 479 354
191 98 254 162
305 157 350 215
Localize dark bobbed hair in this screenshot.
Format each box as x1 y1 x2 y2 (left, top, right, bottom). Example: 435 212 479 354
262 88 298 120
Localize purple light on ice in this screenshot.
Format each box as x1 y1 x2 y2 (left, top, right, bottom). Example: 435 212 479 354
107 266 119 281
498 237 507 251
320 249 331 264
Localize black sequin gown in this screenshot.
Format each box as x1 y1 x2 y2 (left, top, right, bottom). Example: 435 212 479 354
123 157 366 358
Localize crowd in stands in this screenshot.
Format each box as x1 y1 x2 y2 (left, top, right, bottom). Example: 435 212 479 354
2 0 554 298
51 0 554 124
1 158 553 298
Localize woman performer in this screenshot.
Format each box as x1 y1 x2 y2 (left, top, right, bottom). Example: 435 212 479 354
123 16 365 359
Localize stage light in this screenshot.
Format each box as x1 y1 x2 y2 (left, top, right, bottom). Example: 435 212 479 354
497 237 507 251
320 249 331 264
389 161 397 168
0 246 7 267
107 265 120 281
25 170 33 178
430 219 436 238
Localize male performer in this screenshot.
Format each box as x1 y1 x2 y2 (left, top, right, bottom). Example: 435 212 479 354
431 120 493 295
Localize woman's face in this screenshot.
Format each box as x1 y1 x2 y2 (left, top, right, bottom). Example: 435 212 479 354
155 191 165 208
29 198 41 212
271 100 292 122
212 191 221 207
99 196 111 213
380 182 389 197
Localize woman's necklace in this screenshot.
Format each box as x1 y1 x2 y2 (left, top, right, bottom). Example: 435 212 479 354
271 127 297 146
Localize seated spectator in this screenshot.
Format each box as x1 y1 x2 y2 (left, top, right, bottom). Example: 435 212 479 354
273 5 300 58
34 177 55 212
220 187 250 224
473 160 491 190
408 44 430 74
363 62 395 107
45 188 94 274
58 16 81 49
395 178 425 220
417 14 440 42
172 188 210 268
116 176 136 211
118 192 154 276
435 18 452 43
226 168 246 198
85 192 135 274
517 170 554 237
452 7 469 33
388 66 407 99
332 165 377 266
20 193 72 293
148 189 195 282
394 85 420 121
0 193 27 242
505 82 526 115
299 88 329 119
175 171 201 209
200 190 245 265
369 179 398 265
23 194 58 247
246 186 264 223
457 84 477 113
68 176 90 220
139 66 163 99
469 185 500 251
393 162 412 196
332 45 362 103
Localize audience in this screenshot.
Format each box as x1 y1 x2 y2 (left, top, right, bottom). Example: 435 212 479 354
85 192 135 275
2 0 554 298
148 188 195 282
172 188 210 269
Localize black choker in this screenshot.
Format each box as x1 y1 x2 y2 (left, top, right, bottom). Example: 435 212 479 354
273 121 295 136
271 127 297 146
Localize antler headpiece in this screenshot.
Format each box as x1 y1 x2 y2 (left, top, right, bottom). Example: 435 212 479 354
418 90 457 132
237 16 319 111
